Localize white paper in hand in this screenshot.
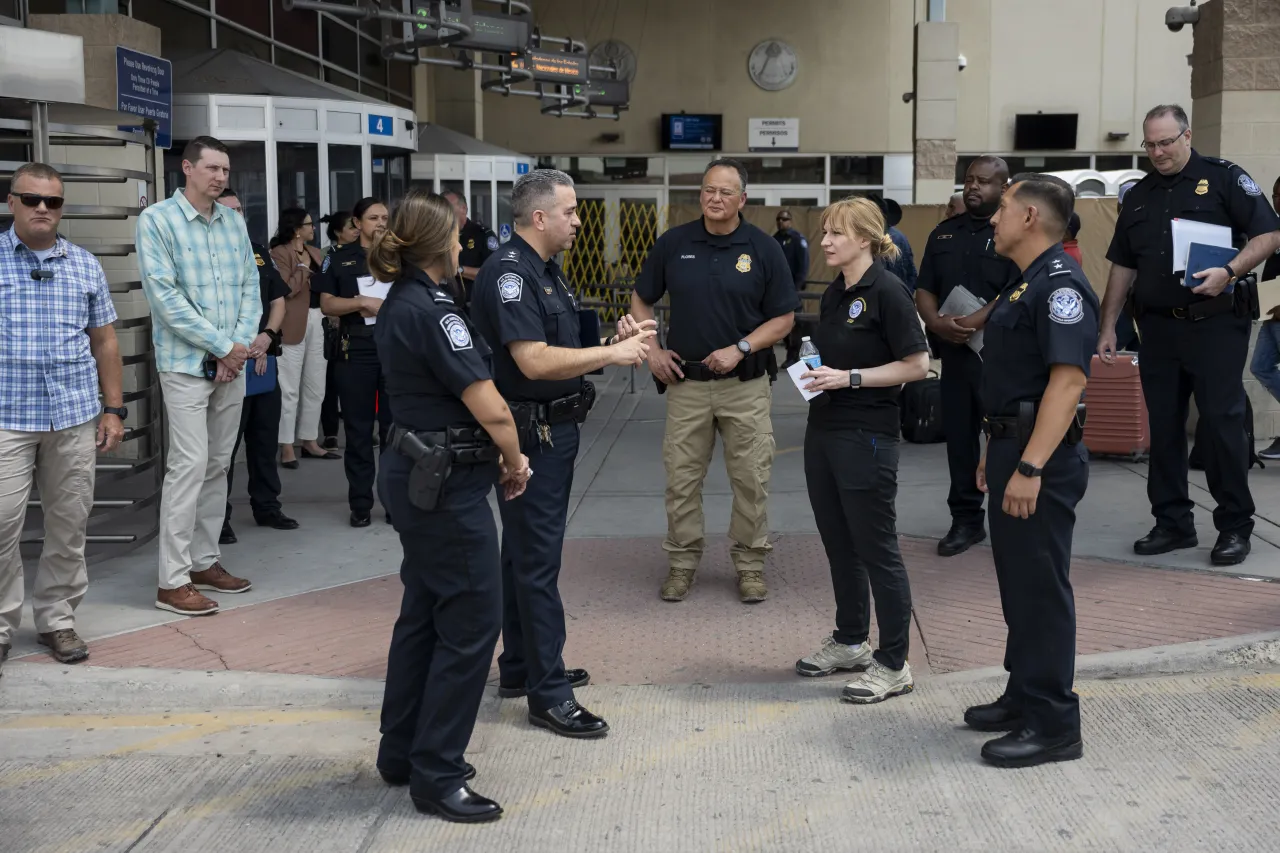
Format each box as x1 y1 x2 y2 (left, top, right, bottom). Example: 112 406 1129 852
787 360 822 402
357 275 392 324
1170 219 1232 273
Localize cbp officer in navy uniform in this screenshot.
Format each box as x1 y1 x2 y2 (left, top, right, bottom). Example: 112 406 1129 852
915 156 1020 558
774 209 809 365
1099 105 1280 567
967 173 1097 768
470 169 655 738
314 197 393 526
444 190 498 306
369 189 530 823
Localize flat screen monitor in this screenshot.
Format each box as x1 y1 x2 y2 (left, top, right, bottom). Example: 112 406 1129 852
1014 113 1079 151
661 114 722 151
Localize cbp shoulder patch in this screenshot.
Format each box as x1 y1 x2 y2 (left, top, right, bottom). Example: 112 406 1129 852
1239 173 1263 196
799 238 808 249
321 254 331 273
498 272 523 303
1048 287 1084 325
487 235 500 251
440 313 472 351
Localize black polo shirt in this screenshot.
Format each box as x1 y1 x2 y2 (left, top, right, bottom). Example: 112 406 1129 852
250 242 289 332
470 233 583 403
807 263 929 435
634 216 799 362
374 266 491 431
773 226 809 287
459 217 498 276
916 213 1021 307
1106 150 1280 309
981 245 1099 417
312 242 373 334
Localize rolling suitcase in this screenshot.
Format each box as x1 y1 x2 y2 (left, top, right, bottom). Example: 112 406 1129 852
1082 352 1149 460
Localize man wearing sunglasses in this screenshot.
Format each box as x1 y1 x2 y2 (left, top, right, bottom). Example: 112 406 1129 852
0 163 126 674
1100 104 1280 567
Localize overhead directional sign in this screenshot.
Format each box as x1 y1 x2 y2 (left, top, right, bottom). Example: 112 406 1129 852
572 79 629 107
115 46 172 149
518 50 588 84
411 0 529 53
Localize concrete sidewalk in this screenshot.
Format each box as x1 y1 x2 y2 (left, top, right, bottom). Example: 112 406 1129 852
3 660 1280 853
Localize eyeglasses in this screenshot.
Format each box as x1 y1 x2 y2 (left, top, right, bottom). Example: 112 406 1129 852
701 187 741 199
1140 131 1187 153
13 193 64 210
302 220 314 227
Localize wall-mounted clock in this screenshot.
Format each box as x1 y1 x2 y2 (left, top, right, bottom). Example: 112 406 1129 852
748 39 798 91
589 40 638 82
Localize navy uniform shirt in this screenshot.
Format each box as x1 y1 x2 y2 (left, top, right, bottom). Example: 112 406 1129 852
916 213 1021 308
809 262 929 436
459 218 499 274
773 226 809 288
251 241 289 332
981 245 1100 417
470 233 582 403
312 242 373 334
636 216 799 362
884 227 918 293
1107 150 1280 309
374 265 492 432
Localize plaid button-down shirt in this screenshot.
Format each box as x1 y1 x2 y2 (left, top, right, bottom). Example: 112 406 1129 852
136 189 259 377
0 226 117 432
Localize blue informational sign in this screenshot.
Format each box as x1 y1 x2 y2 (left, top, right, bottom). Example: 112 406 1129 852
663 114 722 151
516 162 530 174
499 223 512 243
368 114 394 136
116 46 172 149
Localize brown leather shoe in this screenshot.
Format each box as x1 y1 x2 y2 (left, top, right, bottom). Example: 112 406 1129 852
38 629 89 663
155 584 220 616
190 562 252 594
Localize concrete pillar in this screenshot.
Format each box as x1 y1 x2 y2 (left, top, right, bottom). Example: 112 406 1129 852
28 14 160 111
429 63 483 140
913 21 960 204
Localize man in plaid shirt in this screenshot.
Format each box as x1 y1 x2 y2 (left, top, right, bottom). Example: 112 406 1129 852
137 136 261 616
0 163 125 674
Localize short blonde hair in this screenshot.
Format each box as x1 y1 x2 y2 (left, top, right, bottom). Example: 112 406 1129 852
820 196 900 261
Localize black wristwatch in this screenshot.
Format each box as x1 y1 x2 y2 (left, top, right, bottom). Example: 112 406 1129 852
1223 263 1238 284
736 340 752 355
103 406 128 420
1016 460 1042 478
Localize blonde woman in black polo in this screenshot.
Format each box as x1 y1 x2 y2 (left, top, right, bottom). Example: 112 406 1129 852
795 196 930 703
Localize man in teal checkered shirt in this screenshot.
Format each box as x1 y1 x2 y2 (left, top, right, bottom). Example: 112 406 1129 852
137 136 261 616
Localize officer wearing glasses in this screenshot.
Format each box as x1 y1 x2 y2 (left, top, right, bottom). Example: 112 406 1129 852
1099 104 1280 567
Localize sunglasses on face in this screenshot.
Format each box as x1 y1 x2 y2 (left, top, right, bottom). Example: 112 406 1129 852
12 193 65 210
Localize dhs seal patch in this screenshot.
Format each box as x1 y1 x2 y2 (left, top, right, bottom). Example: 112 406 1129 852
498 272 523 303
1048 287 1084 325
487 235 499 251
440 314 472 351
848 298 866 321
1240 173 1263 196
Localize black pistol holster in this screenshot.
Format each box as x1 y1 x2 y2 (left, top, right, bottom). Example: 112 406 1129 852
509 385 594 449
392 430 452 512
986 401 1087 452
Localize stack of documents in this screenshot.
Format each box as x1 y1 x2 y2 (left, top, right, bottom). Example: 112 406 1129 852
1171 219 1235 290
357 276 392 324
938 285 987 354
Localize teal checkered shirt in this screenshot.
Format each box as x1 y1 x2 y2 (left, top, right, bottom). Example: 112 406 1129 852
136 189 260 376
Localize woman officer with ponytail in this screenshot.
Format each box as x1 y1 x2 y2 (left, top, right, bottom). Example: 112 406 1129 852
793 197 931 705
369 188 530 823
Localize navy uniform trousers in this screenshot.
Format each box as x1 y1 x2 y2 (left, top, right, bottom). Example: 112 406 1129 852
1138 313 1255 536
987 438 1089 736
376 451 501 799
334 336 392 515
226 382 283 521
939 344 986 528
496 420 579 711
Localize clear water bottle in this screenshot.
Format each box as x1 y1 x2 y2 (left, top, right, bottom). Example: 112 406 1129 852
799 336 821 369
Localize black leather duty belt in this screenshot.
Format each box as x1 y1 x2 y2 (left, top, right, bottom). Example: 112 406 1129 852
389 425 499 465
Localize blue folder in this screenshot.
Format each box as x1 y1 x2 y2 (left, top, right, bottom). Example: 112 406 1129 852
1185 242 1238 293
245 355 278 396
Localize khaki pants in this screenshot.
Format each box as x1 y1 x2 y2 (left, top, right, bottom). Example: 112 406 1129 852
662 374 774 573
0 422 97 645
278 307 327 444
158 372 245 590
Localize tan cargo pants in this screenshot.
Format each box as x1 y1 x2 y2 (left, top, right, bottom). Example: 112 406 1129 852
662 373 774 573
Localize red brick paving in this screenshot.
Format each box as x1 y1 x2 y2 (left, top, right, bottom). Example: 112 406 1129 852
31 535 1280 682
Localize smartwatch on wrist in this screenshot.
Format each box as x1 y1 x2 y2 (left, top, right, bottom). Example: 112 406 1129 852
1016 460 1042 478
848 370 862 388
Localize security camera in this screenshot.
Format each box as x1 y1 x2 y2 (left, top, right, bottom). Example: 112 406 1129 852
1165 4 1199 32
958 54 968 72
902 92 915 104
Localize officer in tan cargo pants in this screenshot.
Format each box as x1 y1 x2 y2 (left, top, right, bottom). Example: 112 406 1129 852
630 159 798 603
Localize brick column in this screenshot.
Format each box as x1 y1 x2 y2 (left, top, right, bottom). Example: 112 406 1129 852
913 22 960 204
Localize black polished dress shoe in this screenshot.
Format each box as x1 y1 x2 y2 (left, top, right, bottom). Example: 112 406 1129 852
255 512 299 530
1211 531 1250 566
498 668 591 699
378 762 475 786
1133 526 1197 556
981 728 1083 768
963 694 1023 732
410 785 502 823
529 699 610 738
350 512 372 528
937 525 986 557
219 522 237 545
322 436 339 450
